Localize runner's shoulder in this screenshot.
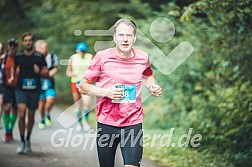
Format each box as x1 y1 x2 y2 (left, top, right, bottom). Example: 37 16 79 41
133 48 148 57
97 48 112 55
84 52 93 59
94 48 113 60
34 51 43 58
15 51 24 57
132 48 149 60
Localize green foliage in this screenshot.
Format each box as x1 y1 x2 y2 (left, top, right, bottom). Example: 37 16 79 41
143 129 234 167
132 0 252 166
147 0 252 166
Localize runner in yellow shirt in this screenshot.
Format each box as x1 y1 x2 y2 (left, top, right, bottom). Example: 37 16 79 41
66 42 93 132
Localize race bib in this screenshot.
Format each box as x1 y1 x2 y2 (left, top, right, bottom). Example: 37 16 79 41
41 79 53 90
22 78 37 90
112 84 136 103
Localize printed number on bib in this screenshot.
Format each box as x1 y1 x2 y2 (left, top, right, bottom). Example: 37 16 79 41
112 84 136 103
41 79 53 90
22 78 37 90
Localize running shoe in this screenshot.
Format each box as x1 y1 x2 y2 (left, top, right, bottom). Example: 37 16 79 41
38 122 46 129
9 132 14 141
3 133 12 142
16 142 26 154
82 120 92 132
25 141 32 152
45 117 52 127
75 124 83 132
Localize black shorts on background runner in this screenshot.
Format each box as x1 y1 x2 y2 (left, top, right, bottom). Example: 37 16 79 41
15 89 40 110
2 85 16 107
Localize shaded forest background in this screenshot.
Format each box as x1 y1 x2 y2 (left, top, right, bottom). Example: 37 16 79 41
0 0 251 166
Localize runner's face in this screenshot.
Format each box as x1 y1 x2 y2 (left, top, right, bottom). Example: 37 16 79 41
23 35 33 51
114 23 136 52
8 44 18 54
36 43 48 56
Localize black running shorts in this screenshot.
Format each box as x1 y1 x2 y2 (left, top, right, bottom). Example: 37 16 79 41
15 89 40 110
2 85 17 107
97 122 143 167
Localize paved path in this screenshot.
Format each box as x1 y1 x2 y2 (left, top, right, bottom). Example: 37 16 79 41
0 106 163 167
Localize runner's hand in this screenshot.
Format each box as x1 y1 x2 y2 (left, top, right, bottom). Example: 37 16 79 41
106 83 124 100
34 64 40 74
148 84 162 96
8 76 14 83
49 70 55 78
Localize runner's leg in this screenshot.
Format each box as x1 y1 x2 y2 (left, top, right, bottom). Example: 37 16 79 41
97 123 121 167
38 98 46 129
120 123 143 167
17 103 27 142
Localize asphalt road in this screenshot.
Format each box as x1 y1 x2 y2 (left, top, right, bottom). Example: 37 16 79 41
0 106 163 167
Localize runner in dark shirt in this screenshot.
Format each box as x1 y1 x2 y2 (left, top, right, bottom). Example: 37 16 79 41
15 32 48 154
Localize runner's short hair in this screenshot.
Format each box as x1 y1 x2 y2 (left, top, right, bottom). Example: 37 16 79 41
113 19 137 35
35 40 48 49
22 32 34 41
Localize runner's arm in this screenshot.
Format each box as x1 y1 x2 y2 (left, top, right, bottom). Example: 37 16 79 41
40 66 49 77
66 57 75 78
143 74 162 96
49 66 59 77
36 55 49 77
79 78 123 99
8 63 15 83
0 53 5 63
142 74 157 89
